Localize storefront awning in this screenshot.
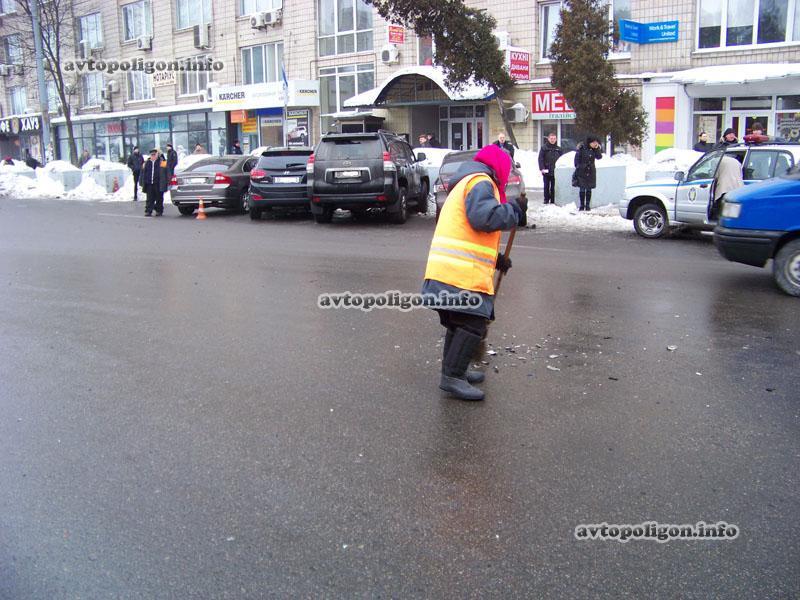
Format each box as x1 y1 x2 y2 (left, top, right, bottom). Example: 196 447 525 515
343 66 494 108
667 64 800 97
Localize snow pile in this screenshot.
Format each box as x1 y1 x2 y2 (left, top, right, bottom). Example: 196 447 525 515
0 169 65 198
63 176 109 201
515 149 544 190
175 153 211 174
81 158 126 171
527 201 630 232
107 174 137 202
413 148 452 167
607 152 647 184
0 160 34 173
43 160 81 173
645 148 703 175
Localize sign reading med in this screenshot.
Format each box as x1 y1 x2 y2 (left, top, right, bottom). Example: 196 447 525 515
530 90 575 120
619 19 679 44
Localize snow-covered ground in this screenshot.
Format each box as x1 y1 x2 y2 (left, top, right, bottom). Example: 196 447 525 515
526 201 631 233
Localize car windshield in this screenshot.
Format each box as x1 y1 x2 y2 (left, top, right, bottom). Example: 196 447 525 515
257 154 311 170
316 138 382 160
187 159 238 173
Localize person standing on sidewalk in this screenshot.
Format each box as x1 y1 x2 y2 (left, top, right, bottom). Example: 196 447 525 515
493 132 515 159
422 144 526 401
538 131 563 205
141 149 168 216
127 146 144 201
573 136 602 211
165 143 178 181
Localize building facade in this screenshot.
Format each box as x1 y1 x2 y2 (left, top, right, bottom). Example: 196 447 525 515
0 0 798 163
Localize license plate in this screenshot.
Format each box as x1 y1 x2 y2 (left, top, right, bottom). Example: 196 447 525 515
187 177 206 184
335 170 360 179
273 176 301 184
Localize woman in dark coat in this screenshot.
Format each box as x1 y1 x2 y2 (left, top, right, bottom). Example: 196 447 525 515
573 135 602 211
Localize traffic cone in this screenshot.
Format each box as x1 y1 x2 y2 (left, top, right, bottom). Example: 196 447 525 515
197 197 207 220
112 177 119 193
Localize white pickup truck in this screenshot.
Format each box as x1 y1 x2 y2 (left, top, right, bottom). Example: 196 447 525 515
620 143 800 239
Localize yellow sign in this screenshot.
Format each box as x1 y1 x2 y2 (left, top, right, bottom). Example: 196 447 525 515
241 117 258 134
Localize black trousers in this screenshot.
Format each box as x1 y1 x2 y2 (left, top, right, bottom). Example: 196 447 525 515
543 174 556 204
579 188 592 209
436 310 488 338
132 171 140 200
145 187 164 214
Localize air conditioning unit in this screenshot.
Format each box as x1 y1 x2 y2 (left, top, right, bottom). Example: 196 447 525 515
137 36 152 51
198 90 208 102
380 44 399 64
107 80 119 94
264 9 282 25
0 64 10 77
494 31 511 49
79 39 90 59
250 12 267 28
506 102 528 123
193 24 211 49
13 64 23 76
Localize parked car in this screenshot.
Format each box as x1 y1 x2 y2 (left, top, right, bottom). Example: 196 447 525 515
434 149 527 224
248 148 314 220
170 155 256 216
714 164 800 296
620 142 800 239
307 130 429 224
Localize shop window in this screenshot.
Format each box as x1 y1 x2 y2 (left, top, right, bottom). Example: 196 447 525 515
176 0 212 30
319 63 374 133
776 111 800 143
3 35 22 65
9 87 26 115
78 13 103 49
318 0 373 57
180 55 212 96
127 71 154 102
730 96 772 110
82 73 104 107
123 0 153 42
242 43 284 85
240 0 281 14
698 0 800 49
418 36 434 66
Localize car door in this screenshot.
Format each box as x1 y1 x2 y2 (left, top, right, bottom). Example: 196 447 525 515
675 150 723 224
401 141 421 193
742 149 795 184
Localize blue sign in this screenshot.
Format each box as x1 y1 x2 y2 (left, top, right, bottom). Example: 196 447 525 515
619 19 679 44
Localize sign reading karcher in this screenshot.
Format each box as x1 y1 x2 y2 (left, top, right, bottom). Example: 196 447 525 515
212 81 320 112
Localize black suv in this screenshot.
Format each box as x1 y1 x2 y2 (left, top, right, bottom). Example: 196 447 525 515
307 130 429 224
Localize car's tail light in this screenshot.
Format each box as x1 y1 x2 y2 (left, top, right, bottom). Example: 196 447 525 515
312 196 321 203
383 151 396 172
507 174 521 186
306 154 315 174
434 181 445 194
169 175 177 187
376 194 388 202
250 169 267 181
212 173 232 188
251 194 263 201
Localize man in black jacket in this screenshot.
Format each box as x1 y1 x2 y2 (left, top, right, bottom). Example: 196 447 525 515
127 146 144 201
165 143 178 181
714 128 738 150
538 131 562 205
493 132 515 159
141 148 168 216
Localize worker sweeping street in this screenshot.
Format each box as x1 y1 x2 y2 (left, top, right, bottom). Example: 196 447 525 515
422 144 527 401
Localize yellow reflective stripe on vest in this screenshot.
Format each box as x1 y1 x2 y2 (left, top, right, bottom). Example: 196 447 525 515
429 245 496 266
431 234 497 260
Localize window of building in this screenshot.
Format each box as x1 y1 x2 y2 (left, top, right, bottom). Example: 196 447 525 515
180 55 212 96
242 42 284 85
698 0 800 49
176 0 212 30
318 0 373 56
3 35 22 65
240 0 282 14
692 97 726 142
609 0 631 53
319 63 375 132
9 87 27 114
78 13 103 49
776 95 800 142
47 81 60 113
127 71 153 102
540 2 561 59
82 73 104 107
123 0 153 42
0 0 17 15
418 35 434 66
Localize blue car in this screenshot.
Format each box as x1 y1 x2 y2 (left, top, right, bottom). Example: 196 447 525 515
714 165 800 296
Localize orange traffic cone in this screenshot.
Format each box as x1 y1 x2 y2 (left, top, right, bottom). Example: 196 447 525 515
196 197 207 220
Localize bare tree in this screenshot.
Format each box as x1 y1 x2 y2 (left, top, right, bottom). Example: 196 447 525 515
9 0 81 165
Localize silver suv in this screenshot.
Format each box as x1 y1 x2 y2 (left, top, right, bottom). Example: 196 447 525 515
620 143 800 239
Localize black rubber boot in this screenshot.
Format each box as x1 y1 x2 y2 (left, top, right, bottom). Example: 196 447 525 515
440 328 485 401
444 329 484 384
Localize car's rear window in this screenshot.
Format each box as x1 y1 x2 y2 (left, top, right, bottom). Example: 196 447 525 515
316 138 382 160
257 153 311 170
187 159 237 173
438 156 472 183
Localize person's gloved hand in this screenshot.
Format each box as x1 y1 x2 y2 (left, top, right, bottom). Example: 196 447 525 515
508 197 528 227
495 254 512 274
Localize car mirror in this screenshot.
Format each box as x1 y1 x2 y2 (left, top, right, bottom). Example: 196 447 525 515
674 171 685 181
416 152 426 162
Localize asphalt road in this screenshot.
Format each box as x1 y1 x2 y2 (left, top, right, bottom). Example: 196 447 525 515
0 199 798 599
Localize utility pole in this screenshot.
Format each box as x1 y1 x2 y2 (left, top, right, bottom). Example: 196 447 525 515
31 0 52 162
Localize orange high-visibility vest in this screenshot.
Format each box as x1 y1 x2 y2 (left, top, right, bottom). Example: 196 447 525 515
424 173 502 295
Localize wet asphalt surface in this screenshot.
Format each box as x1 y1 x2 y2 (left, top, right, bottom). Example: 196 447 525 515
0 198 798 599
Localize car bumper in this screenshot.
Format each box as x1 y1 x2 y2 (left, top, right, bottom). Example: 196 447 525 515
250 185 308 208
713 226 783 268
309 190 397 212
171 190 236 207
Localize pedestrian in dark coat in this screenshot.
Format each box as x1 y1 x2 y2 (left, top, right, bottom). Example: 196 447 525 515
693 132 714 153
165 143 178 180
141 148 168 216
493 132 515 159
426 133 440 148
538 131 563 204
230 140 243 155
714 128 738 150
127 146 144 201
573 135 602 211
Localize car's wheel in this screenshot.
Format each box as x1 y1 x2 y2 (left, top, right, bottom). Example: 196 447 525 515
237 189 250 214
314 206 333 224
250 206 262 220
417 180 429 214
390 187 408 224
178 205 195 216
773 239 800 297
633 203 668 239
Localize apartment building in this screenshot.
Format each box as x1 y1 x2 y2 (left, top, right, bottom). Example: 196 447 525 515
0 0 798 163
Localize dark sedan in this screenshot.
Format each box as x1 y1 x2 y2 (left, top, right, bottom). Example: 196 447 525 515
170 155 256 216
434 149 527 222
248 148 313 220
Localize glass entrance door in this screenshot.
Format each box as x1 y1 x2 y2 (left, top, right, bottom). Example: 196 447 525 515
732 112 770 138
449 119 481 150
